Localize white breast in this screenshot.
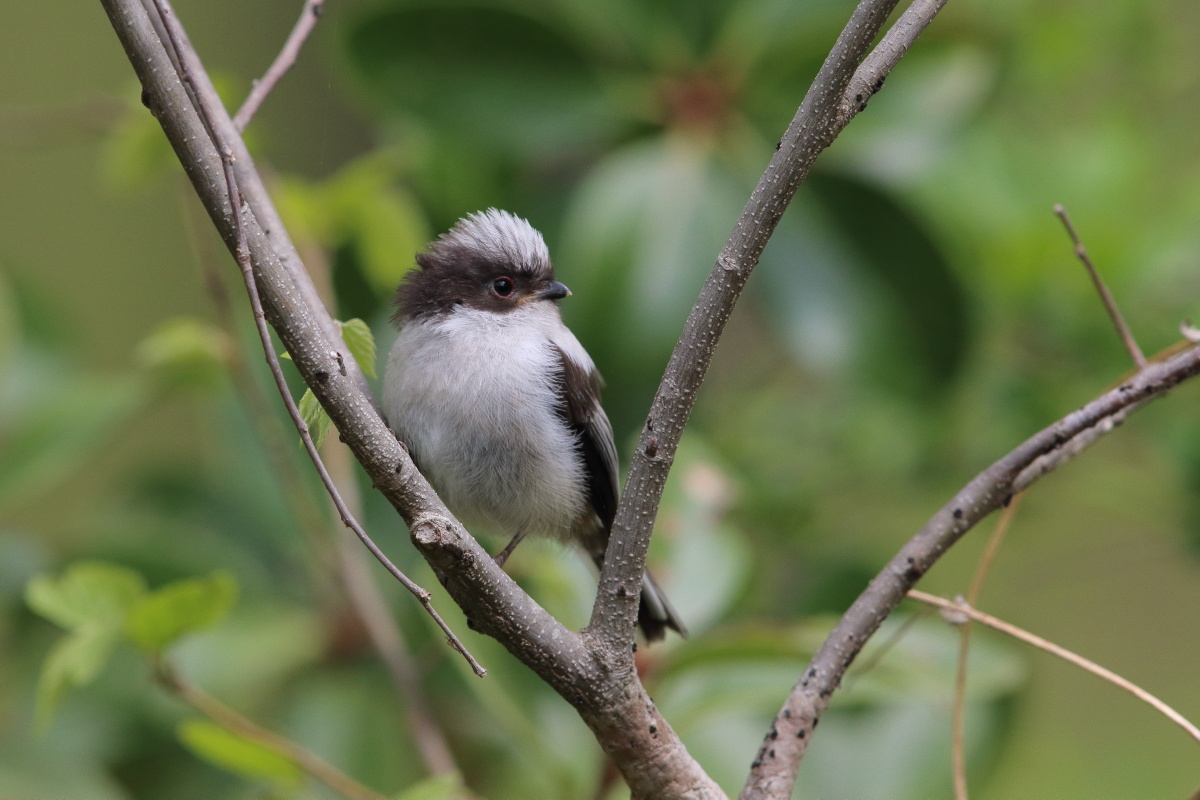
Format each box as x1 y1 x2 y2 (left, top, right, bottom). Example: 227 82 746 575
382 303 590 540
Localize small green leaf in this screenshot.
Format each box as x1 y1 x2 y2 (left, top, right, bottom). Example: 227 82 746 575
137 317 231 390
177 718 302 788
25 561 146 726
338 318 378 379
326 155 428 298
26 561 146 631
125 571 238 654
35 625 123 728
297 389 333 450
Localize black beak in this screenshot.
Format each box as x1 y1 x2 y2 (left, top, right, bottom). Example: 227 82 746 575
538 280 571 301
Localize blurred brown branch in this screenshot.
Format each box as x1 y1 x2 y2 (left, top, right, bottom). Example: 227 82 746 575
951 492 1024 800
155 661 391 800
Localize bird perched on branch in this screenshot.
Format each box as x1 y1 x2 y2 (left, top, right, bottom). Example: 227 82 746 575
382 209 685 641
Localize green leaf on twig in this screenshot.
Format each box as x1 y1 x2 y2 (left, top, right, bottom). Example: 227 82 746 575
338 318 378 379
126 571 238 654
177 718 302 789
297 389 333 450
25 561 147 726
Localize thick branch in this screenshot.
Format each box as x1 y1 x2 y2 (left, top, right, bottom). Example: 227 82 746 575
592 0 908 654
740 341 1200 799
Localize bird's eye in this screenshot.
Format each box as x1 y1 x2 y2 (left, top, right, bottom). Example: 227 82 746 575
491 277 515 298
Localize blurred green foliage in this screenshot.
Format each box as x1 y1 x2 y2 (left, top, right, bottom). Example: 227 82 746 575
2 0 1200 798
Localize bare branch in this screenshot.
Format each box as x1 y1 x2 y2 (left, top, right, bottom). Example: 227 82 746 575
742 341 1200 798
909 591 1200 746
332 489 461 774
1054 204 1148 369
233 0 325 132
189 202 461 774
593 0 909 653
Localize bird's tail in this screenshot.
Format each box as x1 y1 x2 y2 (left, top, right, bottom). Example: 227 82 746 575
637 568 687 642
587 547 686 642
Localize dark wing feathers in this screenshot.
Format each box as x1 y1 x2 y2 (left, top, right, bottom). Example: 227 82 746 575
551 344 686 641
551 345 619 531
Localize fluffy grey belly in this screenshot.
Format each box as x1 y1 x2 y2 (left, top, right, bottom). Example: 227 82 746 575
413 419 588 540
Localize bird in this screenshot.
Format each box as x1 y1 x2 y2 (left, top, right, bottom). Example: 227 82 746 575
382 209 685 641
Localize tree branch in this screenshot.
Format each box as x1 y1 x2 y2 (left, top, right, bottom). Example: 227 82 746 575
134 0 356 391
834 0 951 129
233 0 325 132
592 0 911 653
951 493 1024 800
740 340 1200 799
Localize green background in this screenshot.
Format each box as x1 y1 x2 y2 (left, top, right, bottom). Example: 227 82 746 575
2 0 1199 797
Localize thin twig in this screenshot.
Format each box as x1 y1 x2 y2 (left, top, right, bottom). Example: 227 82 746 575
909 590 1200 746
1054 204 1148 369
147 0 483 677
233 0 325 132
155 661 390 800
951 493 1024 800
326 443 462 774
180 189 343 602
186 197 462 773
138 0 365 396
